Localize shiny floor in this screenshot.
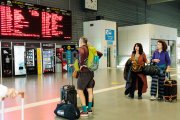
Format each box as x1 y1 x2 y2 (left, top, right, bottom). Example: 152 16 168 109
0 66 180 120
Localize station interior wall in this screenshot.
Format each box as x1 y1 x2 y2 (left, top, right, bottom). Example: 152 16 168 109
17 0 180 42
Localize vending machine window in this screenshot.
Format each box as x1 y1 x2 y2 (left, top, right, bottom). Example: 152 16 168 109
1 48 12 77
26 49 35 67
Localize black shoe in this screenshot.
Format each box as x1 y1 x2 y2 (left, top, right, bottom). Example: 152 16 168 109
124 89 130 95
128 94 134 99
157 97 164 101
138 96 142 99
88 110 93 114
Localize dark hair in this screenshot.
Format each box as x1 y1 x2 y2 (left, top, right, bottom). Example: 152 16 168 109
157 40 167 51
132 43 143 55
80 37 88 45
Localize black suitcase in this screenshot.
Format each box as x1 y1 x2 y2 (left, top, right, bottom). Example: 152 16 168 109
164 73 177 102
61 77 77 107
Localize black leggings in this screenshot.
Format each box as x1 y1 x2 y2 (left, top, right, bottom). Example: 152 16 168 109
130 72 143 96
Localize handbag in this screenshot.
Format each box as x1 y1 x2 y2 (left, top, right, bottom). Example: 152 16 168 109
143 62 160 76
72 70 79 78
73 59 80 71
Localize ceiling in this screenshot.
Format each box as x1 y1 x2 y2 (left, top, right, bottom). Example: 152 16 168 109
147 0 180 9
147 0 180 5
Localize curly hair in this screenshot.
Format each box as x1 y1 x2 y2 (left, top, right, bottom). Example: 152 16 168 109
157 40 167 51
132 43 144 55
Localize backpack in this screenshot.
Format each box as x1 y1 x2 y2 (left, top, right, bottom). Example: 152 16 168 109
54 103 80 120
86 46 99 71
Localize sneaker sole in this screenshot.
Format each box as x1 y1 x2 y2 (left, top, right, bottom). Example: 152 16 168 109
150 99 156 101
88 112 93 114
81 114 89 117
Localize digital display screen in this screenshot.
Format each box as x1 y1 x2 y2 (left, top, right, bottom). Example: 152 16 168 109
0 0 72 40
41 7 72 39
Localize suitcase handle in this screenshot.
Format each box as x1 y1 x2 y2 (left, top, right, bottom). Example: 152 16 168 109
63 85 71 89
165 72 171 80
1 92 25 120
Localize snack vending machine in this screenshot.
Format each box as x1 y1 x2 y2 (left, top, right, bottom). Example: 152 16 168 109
26 43 40 75
42 43 55 73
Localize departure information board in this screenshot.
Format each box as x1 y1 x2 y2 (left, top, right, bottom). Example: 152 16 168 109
41 7 72 39
0 0 72 40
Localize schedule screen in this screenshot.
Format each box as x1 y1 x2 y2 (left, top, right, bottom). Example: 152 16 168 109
0 0 72 40
41 7 72 39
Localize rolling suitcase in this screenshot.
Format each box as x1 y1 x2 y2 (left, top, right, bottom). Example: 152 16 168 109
1 92 25 120
164 73 177 102
61 76 77 108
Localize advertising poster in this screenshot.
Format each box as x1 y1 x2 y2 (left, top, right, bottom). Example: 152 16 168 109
14 46 26 75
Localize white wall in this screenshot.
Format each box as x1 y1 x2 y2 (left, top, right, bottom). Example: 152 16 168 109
83 20 117 68
118 24 150 56
118 24 178 55
149 24 177 41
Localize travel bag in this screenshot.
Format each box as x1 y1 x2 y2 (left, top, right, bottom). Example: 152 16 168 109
61 76 77 107
142 63 160 76
164 73 177 102
54 102 80 120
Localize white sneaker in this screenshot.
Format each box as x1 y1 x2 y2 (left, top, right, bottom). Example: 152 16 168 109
150 96 156 101
80 111 89 117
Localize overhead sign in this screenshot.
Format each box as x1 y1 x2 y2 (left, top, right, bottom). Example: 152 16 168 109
105 29 115 41
0 0 72 40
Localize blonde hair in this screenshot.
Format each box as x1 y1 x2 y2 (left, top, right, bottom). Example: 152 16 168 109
80 37 88 45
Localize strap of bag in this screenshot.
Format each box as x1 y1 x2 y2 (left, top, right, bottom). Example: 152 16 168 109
80 46 89 67
166 72 171 80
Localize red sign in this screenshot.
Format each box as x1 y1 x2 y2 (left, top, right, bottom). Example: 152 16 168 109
0 0 72 40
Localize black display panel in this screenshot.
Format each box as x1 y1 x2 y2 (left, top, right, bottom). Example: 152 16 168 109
0 0 72 40
41 7 72 40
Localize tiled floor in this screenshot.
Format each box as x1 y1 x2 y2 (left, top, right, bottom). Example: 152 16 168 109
0 66 180 120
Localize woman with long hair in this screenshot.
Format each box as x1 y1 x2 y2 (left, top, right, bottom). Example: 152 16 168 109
150 40 171 101
129 43 148 99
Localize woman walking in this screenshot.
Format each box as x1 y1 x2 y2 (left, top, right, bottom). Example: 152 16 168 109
150 40 171 101
129 43 148 99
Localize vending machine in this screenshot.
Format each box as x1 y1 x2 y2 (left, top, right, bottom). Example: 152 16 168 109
25 43 40 75
61 45 77 72
42 43 55 73
13 44 26 76
1 42 13 77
